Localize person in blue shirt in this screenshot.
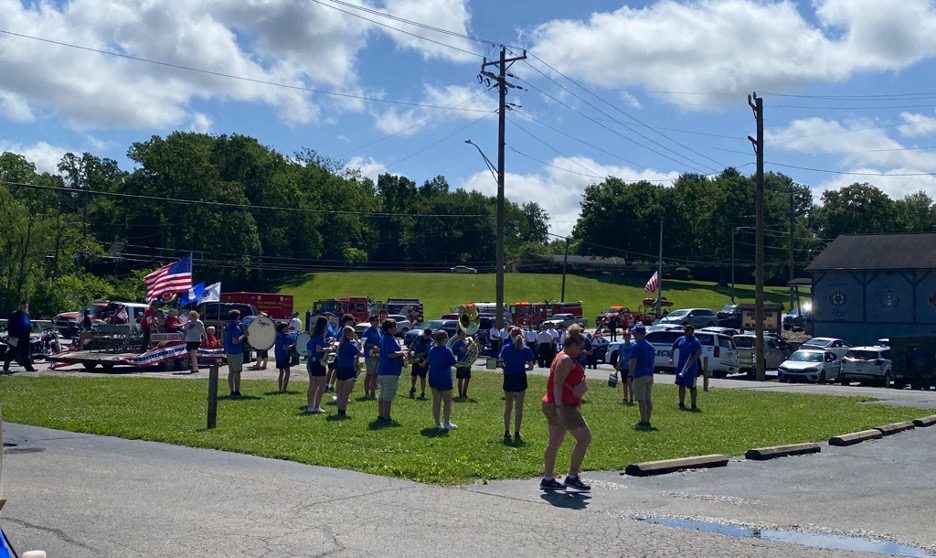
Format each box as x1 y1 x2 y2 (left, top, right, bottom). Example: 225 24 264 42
222 309 247 397
629 325 656 429
616 330 635 405
498 327 535 442
2 301 35 373
428 330 458 430
669 324 704 411
377 319 406 423
361 315 382 399
274 321 295 394
408 327 433 399
334 325 361 417
452 330 473 399
305 317 329 414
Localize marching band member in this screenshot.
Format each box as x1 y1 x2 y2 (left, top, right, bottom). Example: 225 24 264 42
377 319 406 423
361 315 382 399
334 325 360 417
452 329 473 399
428 330 457 430
408 327 432 399
305 317 329 414
499 327 535 442
326 315 355 393
274 321 295 394
251 312 271 370
223 310 247 398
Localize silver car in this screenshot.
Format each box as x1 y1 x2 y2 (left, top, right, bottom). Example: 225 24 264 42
659 308 719 329
801 337 851 360
778 349 842 384
840 347 892 387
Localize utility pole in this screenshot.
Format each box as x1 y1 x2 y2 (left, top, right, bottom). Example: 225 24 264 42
480 46 527 329
560 236 570 302
789 190 795 311
748 92 765 382
657 219 664 320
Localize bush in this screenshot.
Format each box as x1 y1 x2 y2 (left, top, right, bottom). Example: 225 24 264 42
674 266 692 280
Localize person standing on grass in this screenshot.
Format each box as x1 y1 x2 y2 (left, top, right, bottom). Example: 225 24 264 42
629 325 655 429
361 315 382 399
617 329 635 404
183 311 206 374
377 319 405 423
274 322 295 394
524 327 538 363
306 317 329 414
223 310 247 397
669 324 703 411
452 329 472 399
428 330 457 430
334 325 360 417
326 315 355 393
540 327 591 492
408 327 432 399
488 323 502 357
499 327 534 442
536 326 552 368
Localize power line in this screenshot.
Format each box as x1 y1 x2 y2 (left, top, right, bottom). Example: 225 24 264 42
507 118 606 178
508 146 603 179
763 162 936 177
762 90 936 101
0 29 491 114
766 122 908 143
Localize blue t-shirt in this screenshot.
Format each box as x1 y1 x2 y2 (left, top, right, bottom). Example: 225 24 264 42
499 342 534 374
336 340 360 368
411 334 432 358
428 345 457 385
361 326 382 360
8 309 30 338
671 335 703 376
631 338 655 378
223 320 245 355
451 338 468 363
274 332 292 361
307 334 326 361
617 341 635 371
578 336 593 366
379 333 403 376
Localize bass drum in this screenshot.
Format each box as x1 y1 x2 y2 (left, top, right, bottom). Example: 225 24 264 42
296 332 312 357
246 315 276 351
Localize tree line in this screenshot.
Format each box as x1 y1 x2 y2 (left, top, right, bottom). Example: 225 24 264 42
1 131 932 317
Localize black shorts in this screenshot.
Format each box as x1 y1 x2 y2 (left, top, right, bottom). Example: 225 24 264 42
307 359 327 377
336 366 357 382
257 349 269 359
186 341 200 351
619 367 631 380
290 352 300 366
410 361 428 378
275 357 291 370
503 372 528 392
456 367 471 380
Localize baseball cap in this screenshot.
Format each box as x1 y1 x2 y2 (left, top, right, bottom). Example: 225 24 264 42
632 324 647 334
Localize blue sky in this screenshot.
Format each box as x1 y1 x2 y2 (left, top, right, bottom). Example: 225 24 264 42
3 0 936 236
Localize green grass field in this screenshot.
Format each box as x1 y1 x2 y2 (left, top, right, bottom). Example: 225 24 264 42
278 272 807 322
0 373 912 485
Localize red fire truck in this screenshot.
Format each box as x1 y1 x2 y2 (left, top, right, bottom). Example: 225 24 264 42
509 301 583 327
221 292 294 320
311 297 372 324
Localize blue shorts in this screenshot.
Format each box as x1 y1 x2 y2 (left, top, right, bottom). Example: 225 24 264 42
429 375 453 392
675 371 698 389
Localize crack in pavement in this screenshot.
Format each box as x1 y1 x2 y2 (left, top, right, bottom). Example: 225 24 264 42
4 516 99 552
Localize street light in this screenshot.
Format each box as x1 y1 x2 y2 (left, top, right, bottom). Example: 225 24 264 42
732 226 756 303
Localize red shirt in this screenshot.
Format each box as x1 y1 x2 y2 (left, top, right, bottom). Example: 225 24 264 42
165 315 182 333
543 351 586 406
142 307 157 330
203 333 219 348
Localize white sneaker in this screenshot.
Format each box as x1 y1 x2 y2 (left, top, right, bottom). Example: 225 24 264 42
435 423 444 430
443 422 458 430
307 406 316 413
313 407 324 414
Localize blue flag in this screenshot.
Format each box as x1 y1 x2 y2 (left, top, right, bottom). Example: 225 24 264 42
179 282 205 306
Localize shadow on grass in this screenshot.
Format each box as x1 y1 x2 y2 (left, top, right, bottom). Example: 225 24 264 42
326 413 352 422
502 437 527 448
633 424 659 432
368 419 400 430
453 397 479 404
540 491 591 510
355 395 375 402
264 390 301 396
420 427 450 438
220 394 262 401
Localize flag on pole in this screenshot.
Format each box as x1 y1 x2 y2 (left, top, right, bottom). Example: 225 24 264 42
116 307 129 322
179 283 205 306
145 254 193 302
201 282 221 303
644 271 660 294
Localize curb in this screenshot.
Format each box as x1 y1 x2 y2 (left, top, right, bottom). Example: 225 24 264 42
624 454 728 477
913 415 936 428
829 429 883 447
745 443 821 461
874 421 916 436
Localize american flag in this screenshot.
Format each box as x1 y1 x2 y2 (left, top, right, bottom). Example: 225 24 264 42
177 313 189 326
644 271 660 294
116 308 129 322
145 254 193 302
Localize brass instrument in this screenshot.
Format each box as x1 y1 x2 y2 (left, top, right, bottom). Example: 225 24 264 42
325 341 339 364
448 305 481 368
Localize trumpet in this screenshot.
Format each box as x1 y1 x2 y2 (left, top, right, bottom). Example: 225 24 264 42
369 345 380 358
409 352 428 367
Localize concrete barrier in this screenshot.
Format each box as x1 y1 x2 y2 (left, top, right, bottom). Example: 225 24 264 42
745 443 821 461
829 429 883 447
624 454 729 477
913 415 936 428
873 421 915 436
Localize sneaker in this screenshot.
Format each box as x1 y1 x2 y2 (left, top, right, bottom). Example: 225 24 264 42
540 477 566 491
443 422 457 430
436 423 444 430
308 406 317 413
504 432 512 442
679 403 686 410
564 476 591 492
409 388 416 398
514 432 522 441
420 393 426 399
312 407 324 414
691 405 699 411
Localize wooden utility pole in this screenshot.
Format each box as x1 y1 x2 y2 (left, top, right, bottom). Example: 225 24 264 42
748 93 766 382
560 236 570 302
481 47 526 329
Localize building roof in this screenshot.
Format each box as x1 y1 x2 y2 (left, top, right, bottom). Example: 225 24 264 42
805 233 936 271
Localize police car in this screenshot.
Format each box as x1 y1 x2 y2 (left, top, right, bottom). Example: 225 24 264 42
608 327 739 377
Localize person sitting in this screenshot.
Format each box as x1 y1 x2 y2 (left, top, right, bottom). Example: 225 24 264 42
164 309 183 334
203 326 220 348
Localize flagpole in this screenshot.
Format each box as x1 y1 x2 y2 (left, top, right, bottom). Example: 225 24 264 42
657 219 663 320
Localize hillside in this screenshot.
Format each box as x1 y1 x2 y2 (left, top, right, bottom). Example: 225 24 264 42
278 272 806 322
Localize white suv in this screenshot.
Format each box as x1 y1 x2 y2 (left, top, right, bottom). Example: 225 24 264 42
840 346 892 387
609 329 739 377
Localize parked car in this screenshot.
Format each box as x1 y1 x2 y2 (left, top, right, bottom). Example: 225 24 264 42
541 313 588 329
733 334 792 377
701 326 740 337
876 338 890 348
783 307 813 331
801 337 851 360
386 314 412 336
778 349 841 383
658 308 719 329
607 328 739 377
716 304 742 329
450 265 477 274
198 302 259 333
840 347 892 387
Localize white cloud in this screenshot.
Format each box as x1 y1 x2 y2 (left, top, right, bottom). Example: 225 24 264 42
0 141 69 174
0 90 34 122
460 156 679 236
345 155 387 178
814 169 936 202
373 83 495 135
190 113 213 134
381 0 477 63
529 0 936 109
898 111 936 137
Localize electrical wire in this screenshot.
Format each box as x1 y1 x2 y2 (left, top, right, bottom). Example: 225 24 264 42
507 118 607 178
763 162 936 177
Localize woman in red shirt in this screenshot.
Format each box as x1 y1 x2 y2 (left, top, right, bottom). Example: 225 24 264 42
541 325 592 492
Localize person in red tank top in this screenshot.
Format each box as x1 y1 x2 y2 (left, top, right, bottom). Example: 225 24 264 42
540 325 593 492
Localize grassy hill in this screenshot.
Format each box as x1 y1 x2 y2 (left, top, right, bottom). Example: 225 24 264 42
278 272 807 322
